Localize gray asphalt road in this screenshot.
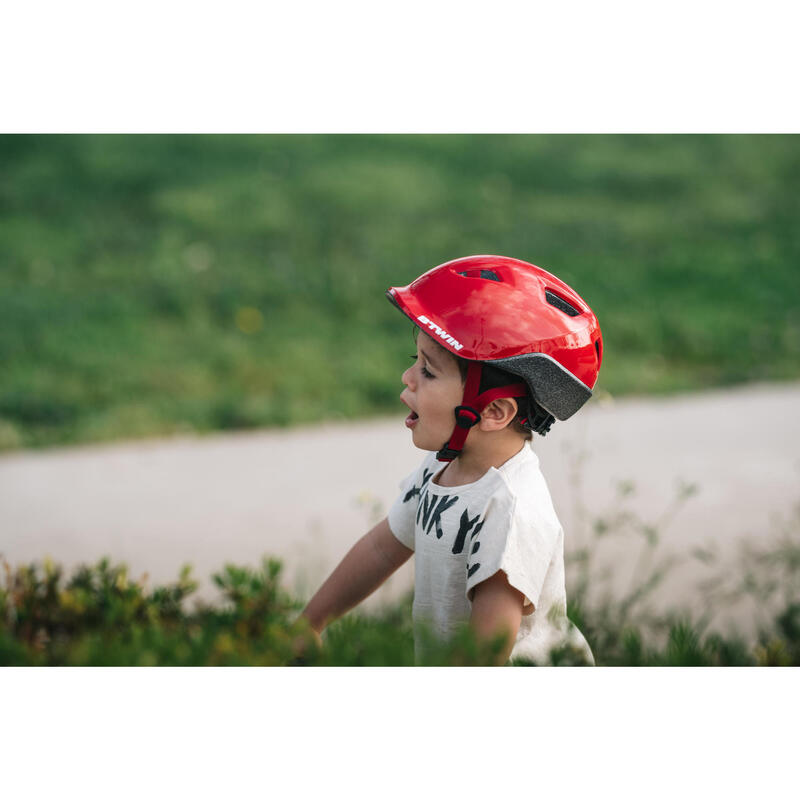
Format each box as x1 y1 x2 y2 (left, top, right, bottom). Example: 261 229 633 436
2 382 799 628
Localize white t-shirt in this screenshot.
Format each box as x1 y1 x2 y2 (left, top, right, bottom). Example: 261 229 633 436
387 441 594 665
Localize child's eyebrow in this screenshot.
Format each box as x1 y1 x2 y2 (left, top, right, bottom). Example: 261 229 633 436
418 344 442 371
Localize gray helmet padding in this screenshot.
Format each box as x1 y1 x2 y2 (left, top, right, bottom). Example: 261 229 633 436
485 352 592 420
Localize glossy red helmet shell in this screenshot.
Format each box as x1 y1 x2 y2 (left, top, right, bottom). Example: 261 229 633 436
386 255 603 420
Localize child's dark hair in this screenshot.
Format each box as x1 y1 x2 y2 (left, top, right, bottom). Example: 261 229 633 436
453 356 555 438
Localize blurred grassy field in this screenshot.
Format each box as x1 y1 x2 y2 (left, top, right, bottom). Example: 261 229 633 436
1 135 798 450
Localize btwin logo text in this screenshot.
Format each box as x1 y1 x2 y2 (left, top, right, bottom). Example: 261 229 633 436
417 315 464 351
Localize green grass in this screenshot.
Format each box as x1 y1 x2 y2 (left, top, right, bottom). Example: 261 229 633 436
1 135 799 450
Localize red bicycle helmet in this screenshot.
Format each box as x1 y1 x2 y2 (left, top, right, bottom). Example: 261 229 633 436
387 255 603 461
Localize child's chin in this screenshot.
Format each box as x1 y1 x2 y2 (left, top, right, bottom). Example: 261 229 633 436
410 430 437 452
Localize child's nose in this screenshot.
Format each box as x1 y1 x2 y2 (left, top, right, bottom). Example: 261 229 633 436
401 365 414 388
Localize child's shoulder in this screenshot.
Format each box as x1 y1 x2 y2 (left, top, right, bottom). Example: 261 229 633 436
496 441 543 490
496 443 561 528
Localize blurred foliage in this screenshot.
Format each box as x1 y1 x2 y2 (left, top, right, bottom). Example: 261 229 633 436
1 134 799 450
560 449 800 666
2 493 799 665
0 557 304 666
0 557 506 666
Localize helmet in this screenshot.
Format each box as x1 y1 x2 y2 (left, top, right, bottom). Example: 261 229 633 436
386 255 603 461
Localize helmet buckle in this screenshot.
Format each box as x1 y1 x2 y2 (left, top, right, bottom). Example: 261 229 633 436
454 406 481 429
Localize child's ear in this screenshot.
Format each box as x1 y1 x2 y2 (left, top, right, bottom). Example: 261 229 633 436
480 398 519 431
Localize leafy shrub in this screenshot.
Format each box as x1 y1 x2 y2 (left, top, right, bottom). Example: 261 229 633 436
0 557 303 666
1 543 798 666
3 468 798 666
0 555 515 666
560 458 800 666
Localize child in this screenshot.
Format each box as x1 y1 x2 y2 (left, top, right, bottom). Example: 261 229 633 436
300 255 603 665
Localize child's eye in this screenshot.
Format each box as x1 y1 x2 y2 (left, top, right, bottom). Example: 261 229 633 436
409 354 434 379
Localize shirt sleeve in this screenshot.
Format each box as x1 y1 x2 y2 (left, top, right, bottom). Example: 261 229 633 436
465 488 561 611
386 455 437 551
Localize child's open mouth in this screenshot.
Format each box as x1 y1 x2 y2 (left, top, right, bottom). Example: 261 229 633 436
405 411 419 429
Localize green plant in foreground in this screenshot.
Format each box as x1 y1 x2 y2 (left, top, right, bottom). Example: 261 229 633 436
2 536 798 666
0 556 509 666
2 482 798 666
561 452 800 666
0 557 306 666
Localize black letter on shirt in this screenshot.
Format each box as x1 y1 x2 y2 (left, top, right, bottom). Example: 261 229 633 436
403 468 434 503
426 494 459 539
418 492 459 538
416 490 433 527
465 521 485 579
452 509 484 555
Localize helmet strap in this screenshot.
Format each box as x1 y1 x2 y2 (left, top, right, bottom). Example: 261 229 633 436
436 362 528 462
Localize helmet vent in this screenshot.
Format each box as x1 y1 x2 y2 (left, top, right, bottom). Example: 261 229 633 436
458 269 501 282
545 289 580 317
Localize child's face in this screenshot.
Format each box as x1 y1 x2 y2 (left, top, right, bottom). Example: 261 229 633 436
400 331 464 453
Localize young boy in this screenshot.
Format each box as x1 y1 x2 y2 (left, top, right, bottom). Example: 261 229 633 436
300 255 603 665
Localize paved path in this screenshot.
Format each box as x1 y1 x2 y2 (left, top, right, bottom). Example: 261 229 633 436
2 382 799 626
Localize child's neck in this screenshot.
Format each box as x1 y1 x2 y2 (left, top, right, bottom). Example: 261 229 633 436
434 433 527 487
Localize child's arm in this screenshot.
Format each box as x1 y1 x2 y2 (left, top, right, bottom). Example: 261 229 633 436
469 570 525 665
300 517 413 636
